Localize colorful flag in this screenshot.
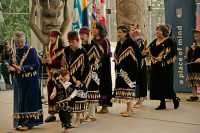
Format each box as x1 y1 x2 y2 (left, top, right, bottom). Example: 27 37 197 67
82 0 89 26
93 0 106 26
92 0 97 21
196 3 200 29
99 0 106 26
72 0 82 31
100 0 105 4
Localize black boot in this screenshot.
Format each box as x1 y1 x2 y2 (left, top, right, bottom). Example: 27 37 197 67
173 97 180 109
155 99 166 110
187 96 199 102
45 115 56 123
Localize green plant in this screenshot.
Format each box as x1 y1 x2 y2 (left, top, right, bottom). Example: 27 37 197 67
0 0 30 42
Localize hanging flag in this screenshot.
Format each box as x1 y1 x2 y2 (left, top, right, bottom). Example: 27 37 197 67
99 0 106 26
196 3 200 29
92 0 97 21
72 0 82 31
91 0 97 28
100 0 105 4
91 0 106 26
82 0 89 27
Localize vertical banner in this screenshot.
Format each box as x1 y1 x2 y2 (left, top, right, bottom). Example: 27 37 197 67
91 0 106 26
82 0 89 27
164 0 195 92
92 0 97 22
196 2 200 29
98 0 106 26
72 0 82 31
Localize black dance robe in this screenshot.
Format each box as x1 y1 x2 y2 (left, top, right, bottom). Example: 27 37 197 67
12 44 43 128
134 37 147 98
53 79 74 128
92 38 113 107
82 41 103 102
64 46 90 112
113 37 141 103
53 79 75 111
187 43 200 87
149 38 177 100
46 42 65 114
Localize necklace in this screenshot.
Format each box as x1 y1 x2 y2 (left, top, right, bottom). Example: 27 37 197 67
156 37 167 46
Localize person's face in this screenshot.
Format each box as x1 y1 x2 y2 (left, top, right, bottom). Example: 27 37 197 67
50 36 57 44
155 28 164 39
194 32 200 42
92 27 99 38
130 25 141 38
79 33 89 43
15 39 25 48
129 25 136 35
69 38 80 49
61 74 70 82
117 29 127 41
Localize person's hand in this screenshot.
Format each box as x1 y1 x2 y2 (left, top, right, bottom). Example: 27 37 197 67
143 48 150 56
156 56 163 62
50 87 57 100
7 66 16 72
50 92 56 100
151 56 162 64
12 64 21 72
142 50 148 56
46 57 52 64
195 58 200 63
75 80 81 87
66 97 71 101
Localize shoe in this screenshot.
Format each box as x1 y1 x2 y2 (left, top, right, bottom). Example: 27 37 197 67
97 107 109 114
62 123 74 129
82 118 91 122
89 117 97 122
16 125 29 131
187 96 199 102
155 103 166 110
83 116 96 122
173 97 180 109
120 112 131 117
80 118 86 123
120 112 125 115
67 125 74 129
45 115 56 123
15 125 21 130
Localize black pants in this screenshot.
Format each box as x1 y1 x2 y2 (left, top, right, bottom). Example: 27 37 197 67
59 110 72 129
160 95 177 104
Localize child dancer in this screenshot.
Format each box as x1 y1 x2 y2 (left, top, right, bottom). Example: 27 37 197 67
50 69 76 133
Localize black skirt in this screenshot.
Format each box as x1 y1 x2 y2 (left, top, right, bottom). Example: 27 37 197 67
150 63 176 100
99 56 113 107
135 63 147 98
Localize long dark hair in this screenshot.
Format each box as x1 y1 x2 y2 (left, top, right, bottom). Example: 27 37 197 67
95 22 107 38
